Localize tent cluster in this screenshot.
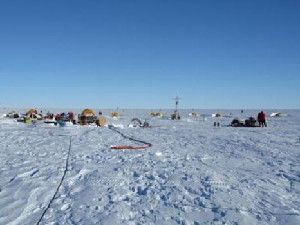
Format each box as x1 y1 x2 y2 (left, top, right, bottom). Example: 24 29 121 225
77 109 107 127
149 111 182 120
14 109 44 123
3 108 274 129
3 108 156 129
4 108 108 127
211 112 232 118
149 110 203 121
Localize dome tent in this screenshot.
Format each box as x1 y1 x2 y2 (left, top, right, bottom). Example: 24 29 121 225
26 108 42 120
81 109 95 117
79 109 97 125
26 108 38 116
270 112 285 117
96 116 107 127
111 112 120 118
130 118 143 127
212 113 222 118
150 112 163 117
171 111 180 120
189 112 199 117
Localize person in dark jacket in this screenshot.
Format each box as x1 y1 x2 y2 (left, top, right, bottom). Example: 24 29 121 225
257 111 267 127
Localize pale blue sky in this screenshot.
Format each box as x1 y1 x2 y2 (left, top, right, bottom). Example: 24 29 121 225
0 0 299 108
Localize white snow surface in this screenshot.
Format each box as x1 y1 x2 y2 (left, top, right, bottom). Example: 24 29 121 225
0 109 299 225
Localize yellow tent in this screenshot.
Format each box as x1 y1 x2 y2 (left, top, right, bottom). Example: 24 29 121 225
150 112 163 117
26 108 37 116
189 112 199 117
111 112 120 118
96 116 107 127
81 109 95 117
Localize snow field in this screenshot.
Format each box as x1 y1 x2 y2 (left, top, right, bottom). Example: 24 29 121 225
0 109 299 224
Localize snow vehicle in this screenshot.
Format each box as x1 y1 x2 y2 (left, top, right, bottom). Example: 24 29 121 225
55 112 75 123
231 118 244 127
43 112 57 125
44 119 57 125
79 109 97 125
6 111 19 119
57 120 73 127
44 112 55 119
245 117 258 127
230 117 259 127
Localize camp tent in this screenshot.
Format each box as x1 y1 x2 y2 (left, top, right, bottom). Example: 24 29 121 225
81 109 95 117
96 116 107 127
150 112 163 118
25 108 42 120
130 118 143 127
79 109 97 125
270 112 284 117
111 112 120 118
171 111 180 120
26 109 38 116
189 112 199 117
212 113 222 118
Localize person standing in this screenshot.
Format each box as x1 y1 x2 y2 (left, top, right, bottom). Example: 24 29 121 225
257 111 267 127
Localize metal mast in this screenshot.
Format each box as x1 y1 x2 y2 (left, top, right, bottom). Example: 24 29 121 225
173 95 181 112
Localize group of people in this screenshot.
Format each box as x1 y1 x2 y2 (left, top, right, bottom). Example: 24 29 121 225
241 110 267 127
229 110 268 127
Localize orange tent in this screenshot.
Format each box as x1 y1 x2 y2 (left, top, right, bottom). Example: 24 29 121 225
111 112 120 118
96 116 107 127
26 108 37 116
81 109 95 117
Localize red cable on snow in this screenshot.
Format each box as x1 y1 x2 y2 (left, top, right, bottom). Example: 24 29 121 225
108 125 152 150
111 144 151 150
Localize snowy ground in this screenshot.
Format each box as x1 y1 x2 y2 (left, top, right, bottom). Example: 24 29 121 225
0 109 299 225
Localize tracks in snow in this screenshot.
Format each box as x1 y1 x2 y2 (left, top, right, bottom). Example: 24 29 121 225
35 136 72 225
35 126 151 224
